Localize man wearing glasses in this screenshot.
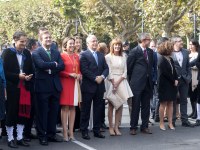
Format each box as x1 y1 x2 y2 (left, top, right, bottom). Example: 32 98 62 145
171 36 194 127
127 33 154 135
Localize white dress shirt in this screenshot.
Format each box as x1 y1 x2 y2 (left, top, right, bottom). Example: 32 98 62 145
174 51 183 67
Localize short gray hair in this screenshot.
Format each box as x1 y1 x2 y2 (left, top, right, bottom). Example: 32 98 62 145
171 36 181 43
138 33 150 43
86 34 96 44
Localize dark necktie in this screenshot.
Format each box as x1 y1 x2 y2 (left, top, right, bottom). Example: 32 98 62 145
144 49 148 62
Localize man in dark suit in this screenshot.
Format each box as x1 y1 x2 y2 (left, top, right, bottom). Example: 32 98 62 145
32 31 64 145
127 33 154 135
80 35 109 140
171 36 194 127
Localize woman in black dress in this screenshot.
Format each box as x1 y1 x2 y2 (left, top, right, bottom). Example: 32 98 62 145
157 41 178 130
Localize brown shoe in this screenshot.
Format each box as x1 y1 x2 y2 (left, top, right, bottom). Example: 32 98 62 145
130 129 137 135
141 128 152 134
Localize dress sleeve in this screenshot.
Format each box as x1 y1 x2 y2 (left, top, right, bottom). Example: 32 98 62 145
105 55 113 80
122 55 127 78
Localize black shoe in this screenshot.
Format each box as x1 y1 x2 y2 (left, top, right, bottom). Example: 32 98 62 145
195 120 200 126
39 138 48 146
29 133 38 139
82 133 90 140
17 139 30 147
94 132 105 138
164 117 168 122
101 123 108 129
8 140 18 148
172 122 176 127
48 136 63 142
154 116 160 122
188 112 194 118
191 111 197 119
182 121 195 127
56 129 61 133
23 136 31 142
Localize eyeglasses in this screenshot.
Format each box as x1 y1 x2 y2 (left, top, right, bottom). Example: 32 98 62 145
144 38 151 41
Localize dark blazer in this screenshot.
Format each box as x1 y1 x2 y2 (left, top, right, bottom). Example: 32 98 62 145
152 51 157 83
32 46 64 93
1 48 33 91
157 56 178 101
171 48 191 84
127 45 154 92
80 49 109 93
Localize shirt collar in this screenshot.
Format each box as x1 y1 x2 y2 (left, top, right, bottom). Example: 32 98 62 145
139 44 146 51
89 48 96 54
42 46 50 51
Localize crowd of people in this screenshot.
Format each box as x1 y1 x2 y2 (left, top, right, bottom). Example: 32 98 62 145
0 27 200 149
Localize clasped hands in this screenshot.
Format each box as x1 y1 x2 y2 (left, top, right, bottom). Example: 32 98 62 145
110 79 120 93
95 76 104 84
19 73 33 81
69 73 82 80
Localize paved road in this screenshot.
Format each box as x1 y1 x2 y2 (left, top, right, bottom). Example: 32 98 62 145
1 104 200 150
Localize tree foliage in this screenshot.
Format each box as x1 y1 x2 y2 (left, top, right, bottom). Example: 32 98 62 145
0 0 67 45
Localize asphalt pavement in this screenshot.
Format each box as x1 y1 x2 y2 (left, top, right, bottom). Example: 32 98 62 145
1 103 200 150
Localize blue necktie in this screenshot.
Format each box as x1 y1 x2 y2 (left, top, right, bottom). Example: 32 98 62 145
93 51 98 65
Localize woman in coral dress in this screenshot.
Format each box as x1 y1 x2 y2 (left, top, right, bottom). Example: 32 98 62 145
60 37 81 141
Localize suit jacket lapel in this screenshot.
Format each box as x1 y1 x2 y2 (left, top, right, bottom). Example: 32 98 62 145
172 52 180 67
181 50 186 67
40 47 51 61
11 50 20 71
138 46 148 64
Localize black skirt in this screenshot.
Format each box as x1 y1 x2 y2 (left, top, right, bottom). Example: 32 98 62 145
0 79 5 120
158 76 177 102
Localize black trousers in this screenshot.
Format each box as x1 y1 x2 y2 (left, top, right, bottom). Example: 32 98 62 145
6 89 27 126
36 91 60 140
173 78 189 123
74 106 80 130
188 82 198 103
80 90 104 134
130 82 152 130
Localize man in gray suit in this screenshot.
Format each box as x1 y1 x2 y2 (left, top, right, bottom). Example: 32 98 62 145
171 36 194 127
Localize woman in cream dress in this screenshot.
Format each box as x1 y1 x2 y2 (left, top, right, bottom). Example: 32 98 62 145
104 38 133 136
